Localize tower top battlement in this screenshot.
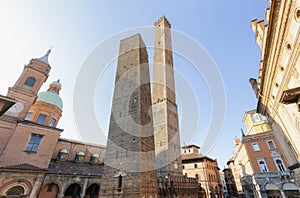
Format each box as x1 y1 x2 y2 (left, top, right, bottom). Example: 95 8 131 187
119 33 146 55
154 16 171 28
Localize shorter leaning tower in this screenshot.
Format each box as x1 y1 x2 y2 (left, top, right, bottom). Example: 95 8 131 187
100 34 158 198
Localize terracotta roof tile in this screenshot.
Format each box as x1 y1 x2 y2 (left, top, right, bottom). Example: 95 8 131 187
2 163 46 171
181 153 204 160
47 161 103 176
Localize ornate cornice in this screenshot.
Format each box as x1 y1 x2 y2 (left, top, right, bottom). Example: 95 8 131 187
241 134 274 143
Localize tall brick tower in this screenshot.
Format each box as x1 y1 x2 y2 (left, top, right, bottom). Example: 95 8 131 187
152 16 183 177
100 34 158 198
6 50 51 119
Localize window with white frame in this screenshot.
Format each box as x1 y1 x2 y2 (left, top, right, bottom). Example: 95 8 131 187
252 142 260 151
275 159 285 171
259 114 267 120
251 114 260 122
257 158 268 172
267 140 276 149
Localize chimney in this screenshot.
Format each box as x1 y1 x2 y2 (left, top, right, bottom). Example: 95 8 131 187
249 78 259 98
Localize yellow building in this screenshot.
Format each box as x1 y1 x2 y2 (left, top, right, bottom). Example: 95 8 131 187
182 145 223 198
251 0 300 185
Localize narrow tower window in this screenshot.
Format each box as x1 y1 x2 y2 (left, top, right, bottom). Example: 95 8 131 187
24 77 36 87
118 174 122 192
267 140 276 149
49 118 56 127
276 159 285 171
25 113 32 120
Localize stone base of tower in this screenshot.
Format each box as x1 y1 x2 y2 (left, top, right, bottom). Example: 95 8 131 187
100 166 200 198
100 165 158 198
157 175 200 198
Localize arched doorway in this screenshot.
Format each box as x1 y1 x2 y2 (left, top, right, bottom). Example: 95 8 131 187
283 182 300 197
198 186 206 198
6 186 24 196
38 183 59 198
85 183 99 198
64 183 81 198
265 183 281 198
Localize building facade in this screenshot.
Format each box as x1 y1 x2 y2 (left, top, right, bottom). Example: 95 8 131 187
223 164 239 198
250 0 300 185
0 51 106 198
229 110 299 198
182 145 224 198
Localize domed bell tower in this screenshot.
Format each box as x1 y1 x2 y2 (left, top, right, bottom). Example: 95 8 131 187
26 80 63 127
6 50 52 119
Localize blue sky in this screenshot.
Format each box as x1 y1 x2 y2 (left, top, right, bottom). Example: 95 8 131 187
0 1 269 168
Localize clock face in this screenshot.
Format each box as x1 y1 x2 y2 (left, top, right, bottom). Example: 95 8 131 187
5 101 24 116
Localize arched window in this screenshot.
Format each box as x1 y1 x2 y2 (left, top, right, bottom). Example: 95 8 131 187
57 149 68 160
85 184 99 198
259 160 268 172
24 77 36 87
276 159 285 171
64 183 81 197
6 186 24 195
89 153 100 163
38 183 59 198
74 151 85 161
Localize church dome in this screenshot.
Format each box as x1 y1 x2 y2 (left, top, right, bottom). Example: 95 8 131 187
50 80 62 88
36 92 63 110
36 79 63 110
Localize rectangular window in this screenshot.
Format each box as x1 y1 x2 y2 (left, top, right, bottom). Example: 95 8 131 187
267 140 276 149
49 118 56 127
25 134 43 152
37 114 47 124
252 142 260 151
251 114 260 122
25 113 32 120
